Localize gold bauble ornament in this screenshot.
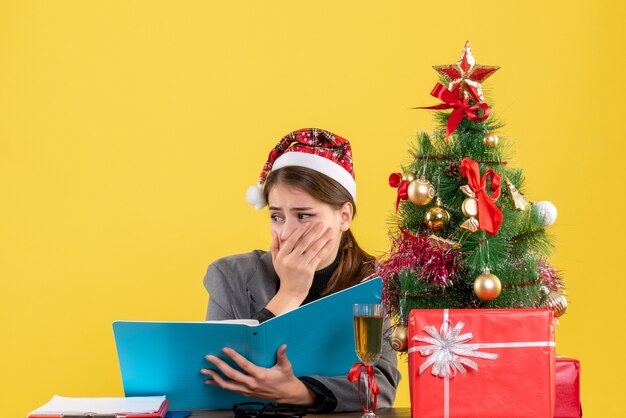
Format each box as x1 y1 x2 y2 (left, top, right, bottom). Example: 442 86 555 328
483 132 499 148
425 198 450 230
408 176 435 206
402 173 416 182
540 287 568 318
390 324 408 352
461 197 479 217
473 271 502 300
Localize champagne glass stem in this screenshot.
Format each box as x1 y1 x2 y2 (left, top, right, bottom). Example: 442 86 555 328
362 369 376 418
365 371 373 414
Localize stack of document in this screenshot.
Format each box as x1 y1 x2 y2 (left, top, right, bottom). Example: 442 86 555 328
28 395 169 418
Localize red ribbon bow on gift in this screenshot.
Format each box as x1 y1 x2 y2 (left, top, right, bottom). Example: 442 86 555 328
460 157 503 236
347 362 380 412
415 83 490 140
389 173 410 213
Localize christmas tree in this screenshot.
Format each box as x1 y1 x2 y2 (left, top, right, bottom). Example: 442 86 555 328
380 42 566 351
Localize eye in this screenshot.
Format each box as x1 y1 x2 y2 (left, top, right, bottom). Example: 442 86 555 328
270 214 284 223
298 213 314 220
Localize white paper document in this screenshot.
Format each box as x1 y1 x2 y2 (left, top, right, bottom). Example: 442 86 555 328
29 395 166 415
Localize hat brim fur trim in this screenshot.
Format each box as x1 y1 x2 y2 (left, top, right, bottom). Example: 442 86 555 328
272 152 357 202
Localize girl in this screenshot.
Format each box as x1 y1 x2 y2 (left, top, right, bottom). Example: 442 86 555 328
201 128 400 412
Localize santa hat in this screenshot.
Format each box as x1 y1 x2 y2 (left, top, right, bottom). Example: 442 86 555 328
246 128 356 209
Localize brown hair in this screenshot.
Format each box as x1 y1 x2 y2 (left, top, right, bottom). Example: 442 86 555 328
263 166 375 295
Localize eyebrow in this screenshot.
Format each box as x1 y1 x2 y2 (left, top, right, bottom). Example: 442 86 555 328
268 206 314 211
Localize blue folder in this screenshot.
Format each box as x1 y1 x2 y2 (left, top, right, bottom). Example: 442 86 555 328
113 277 382 410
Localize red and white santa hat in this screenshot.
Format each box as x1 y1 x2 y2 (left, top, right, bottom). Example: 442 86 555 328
246 128 356 209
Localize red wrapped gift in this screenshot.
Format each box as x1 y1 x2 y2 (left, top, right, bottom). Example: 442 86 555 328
555 356 582 417
408 309 555 418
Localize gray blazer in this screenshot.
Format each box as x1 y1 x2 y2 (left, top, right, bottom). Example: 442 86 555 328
203 250 401 412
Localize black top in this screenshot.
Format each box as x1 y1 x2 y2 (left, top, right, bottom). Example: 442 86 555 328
303 255 340 305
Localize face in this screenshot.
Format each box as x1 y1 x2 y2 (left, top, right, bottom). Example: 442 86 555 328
267 183 353 269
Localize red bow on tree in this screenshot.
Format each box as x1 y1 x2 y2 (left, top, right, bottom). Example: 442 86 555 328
415 83 490 140
460 158 503 236
347 362 380 412
389 173 410 213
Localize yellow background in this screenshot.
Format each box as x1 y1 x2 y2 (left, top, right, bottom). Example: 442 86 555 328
2 1 624 416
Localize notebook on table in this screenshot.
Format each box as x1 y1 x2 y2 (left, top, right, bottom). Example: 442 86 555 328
27 395 169 418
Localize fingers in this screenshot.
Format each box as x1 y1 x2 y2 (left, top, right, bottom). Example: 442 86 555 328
277 224 335 268
302 227 333 264
275 344 291 368
292 223 327 256
270 231 279 262
306 232 335 267
201 346 298 401
201 368 251 395
278 223 312 255
222 347 259 377
203 353 255 387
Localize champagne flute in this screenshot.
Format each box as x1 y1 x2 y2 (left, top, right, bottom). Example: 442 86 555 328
353 303 384 418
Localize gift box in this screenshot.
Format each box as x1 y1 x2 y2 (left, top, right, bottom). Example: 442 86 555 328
555 356 582 418
408 309 555 418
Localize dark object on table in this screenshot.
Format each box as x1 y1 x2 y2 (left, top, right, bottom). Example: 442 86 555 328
232 402 307 418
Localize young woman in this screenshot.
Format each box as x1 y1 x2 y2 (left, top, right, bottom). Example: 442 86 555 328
201 128 400 413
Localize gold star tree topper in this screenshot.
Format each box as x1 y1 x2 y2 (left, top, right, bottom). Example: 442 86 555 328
433 41 499 103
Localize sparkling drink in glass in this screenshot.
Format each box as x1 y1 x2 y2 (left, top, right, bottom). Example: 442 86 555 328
353 304 384 418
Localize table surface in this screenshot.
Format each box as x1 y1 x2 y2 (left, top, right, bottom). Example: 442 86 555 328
187 407 411 418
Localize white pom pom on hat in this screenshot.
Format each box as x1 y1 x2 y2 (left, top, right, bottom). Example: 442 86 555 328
246 184 267 210
245 128 357 210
